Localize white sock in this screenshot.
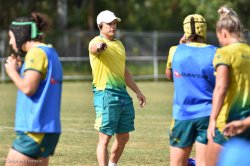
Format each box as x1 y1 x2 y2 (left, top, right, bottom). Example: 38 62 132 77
108 161 117 166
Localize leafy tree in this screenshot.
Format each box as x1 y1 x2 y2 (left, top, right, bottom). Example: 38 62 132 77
0 0 249 32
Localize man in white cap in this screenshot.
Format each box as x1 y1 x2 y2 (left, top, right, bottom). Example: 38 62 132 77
88 10 146 166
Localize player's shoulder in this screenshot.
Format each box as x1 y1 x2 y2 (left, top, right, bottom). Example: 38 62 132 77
29 46 46 54
167 46 178 61
217 44 240 55
231 42 250 51
90 36 99 41
114 38 123 45
204 43 217 49
186 42 216 48
26 46 47 59
169 45 177 52
170 45 177 49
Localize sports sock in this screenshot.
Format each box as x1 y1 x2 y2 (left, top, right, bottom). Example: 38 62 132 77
108 161 117 166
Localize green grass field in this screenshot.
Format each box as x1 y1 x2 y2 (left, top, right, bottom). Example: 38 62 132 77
0 81 175 165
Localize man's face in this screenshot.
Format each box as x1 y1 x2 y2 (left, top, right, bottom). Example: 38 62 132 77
9 31 18 53
100 20 117 38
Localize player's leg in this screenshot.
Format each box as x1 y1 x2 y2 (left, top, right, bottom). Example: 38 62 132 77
170 146 192 166
6 132 59 166
5 148 39 166
169 119 196 166
93 90 115 165
109 96 135 165
206 126 227 166
194 116 210 166
37 158 49 166
97 132 112 166
206 139 222 166
194 142 206 166
109 133 129 164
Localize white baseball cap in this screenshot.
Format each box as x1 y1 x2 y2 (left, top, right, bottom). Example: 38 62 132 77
96 10 121 25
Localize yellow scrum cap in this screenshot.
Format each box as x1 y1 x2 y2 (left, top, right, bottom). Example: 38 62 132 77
183 14 207 40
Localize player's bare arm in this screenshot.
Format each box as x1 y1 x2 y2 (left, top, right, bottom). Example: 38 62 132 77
165 68 173 81
125 68 146 107
208 65 229 139
89 42 107 54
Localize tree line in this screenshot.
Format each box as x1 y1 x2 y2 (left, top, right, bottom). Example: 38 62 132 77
0 0 249 32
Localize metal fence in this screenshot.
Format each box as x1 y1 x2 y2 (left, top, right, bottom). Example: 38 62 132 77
0 30 229 82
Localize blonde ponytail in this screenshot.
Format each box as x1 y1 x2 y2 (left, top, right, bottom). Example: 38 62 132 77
216 6 246 43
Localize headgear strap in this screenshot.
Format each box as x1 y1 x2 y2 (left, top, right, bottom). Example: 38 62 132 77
11 21 42 39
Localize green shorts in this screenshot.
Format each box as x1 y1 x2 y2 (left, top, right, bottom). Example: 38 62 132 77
93 89 135 136
213 127 250 145
12 131 60 159
212 128 228 145
169 116 209 148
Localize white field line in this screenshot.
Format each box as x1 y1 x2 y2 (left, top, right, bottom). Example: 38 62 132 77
0 125 96 133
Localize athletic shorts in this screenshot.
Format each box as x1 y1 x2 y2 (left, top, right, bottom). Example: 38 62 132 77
93 90 135 136
12 131 60 159
169 116 209 148
213 127 250 145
